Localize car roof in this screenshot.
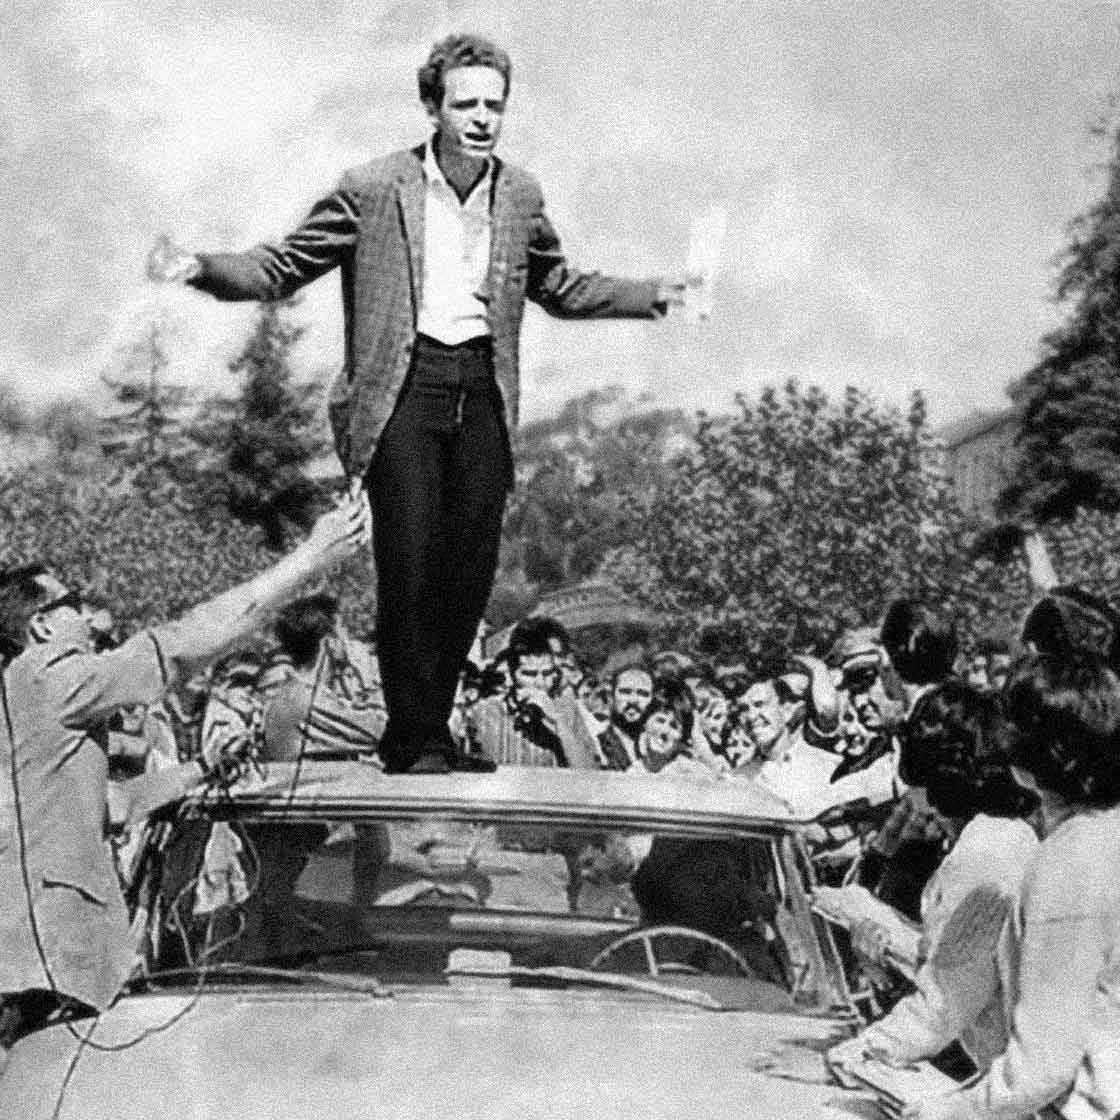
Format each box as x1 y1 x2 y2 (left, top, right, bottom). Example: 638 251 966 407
196 761 811 833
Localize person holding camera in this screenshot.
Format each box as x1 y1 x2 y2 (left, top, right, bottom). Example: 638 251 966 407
465 618 599 769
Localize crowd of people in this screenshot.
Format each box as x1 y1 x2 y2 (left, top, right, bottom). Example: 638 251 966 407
3 24 1115 1119
103 574 1116 1120
2 508 1120 1120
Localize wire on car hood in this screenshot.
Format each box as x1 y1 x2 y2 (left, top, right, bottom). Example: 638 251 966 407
443 962 726 1011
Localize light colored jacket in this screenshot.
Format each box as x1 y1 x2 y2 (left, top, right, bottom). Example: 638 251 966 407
0 635 172 1009
189 145 663 480
861 814 1038 1072
955 805 1120 1120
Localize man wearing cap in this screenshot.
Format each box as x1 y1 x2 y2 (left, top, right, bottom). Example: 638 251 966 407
148 32 688 774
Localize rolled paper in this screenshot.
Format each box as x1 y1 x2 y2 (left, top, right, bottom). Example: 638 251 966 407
684 203 727 322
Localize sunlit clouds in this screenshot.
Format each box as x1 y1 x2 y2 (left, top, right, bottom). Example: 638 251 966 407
2 0 1118 433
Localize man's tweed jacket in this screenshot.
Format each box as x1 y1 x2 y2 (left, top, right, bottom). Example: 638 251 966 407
190 144 663 481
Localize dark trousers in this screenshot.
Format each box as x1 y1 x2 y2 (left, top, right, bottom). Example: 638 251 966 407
367 334 510 769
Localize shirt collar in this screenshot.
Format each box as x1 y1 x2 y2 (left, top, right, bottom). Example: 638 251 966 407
423 140 493 204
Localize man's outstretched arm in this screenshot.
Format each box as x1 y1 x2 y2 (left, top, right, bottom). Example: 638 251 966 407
157 493 371 672
525 192 685 319
52 495 371 730
148 177 361 302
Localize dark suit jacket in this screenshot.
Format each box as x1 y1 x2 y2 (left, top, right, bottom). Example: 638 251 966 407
190 144 663 480
597 723 635 771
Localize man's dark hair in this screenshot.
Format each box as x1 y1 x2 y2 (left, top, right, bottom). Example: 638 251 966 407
647 675 695 742
609 661 653 690
1020 586 1120 670
519 614 571 654
1003 651 1120 808
417 33 512 107
505 617 556 671
901 680 1037 819
0 563 50 661
273 592 339 671
880 598 958 686
973 632 1012 660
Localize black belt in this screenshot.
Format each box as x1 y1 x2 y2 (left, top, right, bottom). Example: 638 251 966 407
415 333 492 354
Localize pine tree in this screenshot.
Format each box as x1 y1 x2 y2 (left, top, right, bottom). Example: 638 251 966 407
193 298 327 547
100 315 192 488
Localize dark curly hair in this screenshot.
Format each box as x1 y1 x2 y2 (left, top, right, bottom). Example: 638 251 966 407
417 33 512 107
880 598 958 686
0 563 52 661
1020 586 1120 670
647 674 695 743
1002 651 1120 809
901 680 1038 819
274 592 339 670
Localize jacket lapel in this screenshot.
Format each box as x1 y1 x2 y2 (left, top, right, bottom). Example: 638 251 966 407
395 145 426 312
485 157 513 307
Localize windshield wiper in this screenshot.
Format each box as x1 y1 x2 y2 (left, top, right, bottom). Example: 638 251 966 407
445 963 726 1011
138 962 392 999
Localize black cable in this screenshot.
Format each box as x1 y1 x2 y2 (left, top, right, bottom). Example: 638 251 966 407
277 636 331 824
0 667 257 1078
6 630 327 1113
50 912 224 1120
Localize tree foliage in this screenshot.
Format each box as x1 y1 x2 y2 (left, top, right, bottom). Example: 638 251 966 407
0 299 376 641
101 315 193 487
603 381 1009 668
0 456 376 637
1002 109 1120 521
192 299 327 547
489 387 689 625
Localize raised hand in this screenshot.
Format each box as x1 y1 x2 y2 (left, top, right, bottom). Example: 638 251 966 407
146 234 201 284
306 490 373 562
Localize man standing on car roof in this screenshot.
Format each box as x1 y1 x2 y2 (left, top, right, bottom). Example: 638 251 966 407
0 495 370 1058
148 32 690 775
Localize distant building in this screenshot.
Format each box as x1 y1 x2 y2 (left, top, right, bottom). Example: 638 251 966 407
938 407 1019 515
486 580 667 657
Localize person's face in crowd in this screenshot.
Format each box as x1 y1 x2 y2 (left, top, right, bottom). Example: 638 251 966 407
512 653 557 699
837 660 893 754
611 669 654 734
988 653 1012 693
591 684 613 719
740 680 786 758
427 65 507 165
965 654 991 692
578 676 608 717
699 695 729 745
640 708 684 763
547 637 581 697
840 691 880 757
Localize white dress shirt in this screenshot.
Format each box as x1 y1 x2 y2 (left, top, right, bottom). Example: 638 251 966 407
416 143 493 345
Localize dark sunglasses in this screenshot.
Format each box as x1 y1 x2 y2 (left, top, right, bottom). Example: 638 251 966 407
841 664 880 694
38 589 84 615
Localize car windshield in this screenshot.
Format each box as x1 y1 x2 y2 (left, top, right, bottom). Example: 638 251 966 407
142 804 829 1012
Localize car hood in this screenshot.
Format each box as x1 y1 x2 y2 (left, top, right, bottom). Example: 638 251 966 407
1 987 872 1120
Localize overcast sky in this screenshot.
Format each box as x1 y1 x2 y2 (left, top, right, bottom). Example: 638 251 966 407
3 0 1119 429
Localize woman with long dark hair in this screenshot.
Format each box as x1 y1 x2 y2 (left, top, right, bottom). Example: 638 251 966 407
830 680 1039 1078
904 652 1120 1120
